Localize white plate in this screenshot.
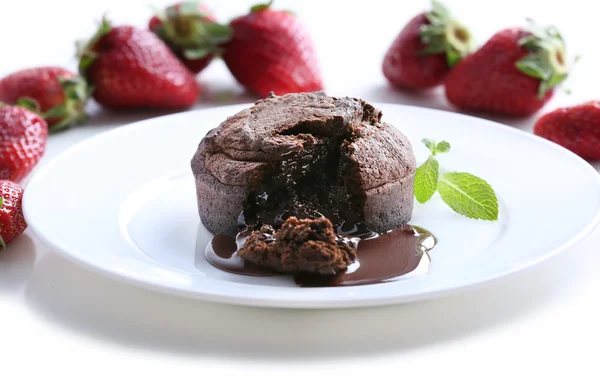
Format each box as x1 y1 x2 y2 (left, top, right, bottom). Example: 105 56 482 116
23 103 600 308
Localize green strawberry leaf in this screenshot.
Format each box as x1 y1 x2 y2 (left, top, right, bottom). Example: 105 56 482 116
414 155 439 203
446 50 461 67
183 47 212 60
60 77 89 101
202 22 234 42
15 97 41 113
516 55 550 80
250 0 273 12
546 72 569 90
77 16 111 72
516 23 570 99
178 1 203 15
437 172 499 220
430 0 452 22
42 104 67 119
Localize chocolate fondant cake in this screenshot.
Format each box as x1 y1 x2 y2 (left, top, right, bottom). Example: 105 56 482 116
191 91 416 238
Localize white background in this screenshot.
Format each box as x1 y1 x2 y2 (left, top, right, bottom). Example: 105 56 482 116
1 0 599 383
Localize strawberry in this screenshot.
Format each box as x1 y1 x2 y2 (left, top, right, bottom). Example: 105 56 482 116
445 24 571 117
222 0 324 98
382 1 474 90
534 102 600 160
149 2 232 74
0 180 27 249
77 18 200 109
0 105 47 182
0 67 89 132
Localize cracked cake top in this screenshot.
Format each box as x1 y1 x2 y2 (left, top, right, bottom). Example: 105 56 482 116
193 91 415 189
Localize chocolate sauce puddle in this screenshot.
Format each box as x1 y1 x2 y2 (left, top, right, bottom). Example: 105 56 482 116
206 232 279 276
205 225 436 287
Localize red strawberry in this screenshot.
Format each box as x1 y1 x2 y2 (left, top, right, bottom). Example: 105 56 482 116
77 18 200 109
0 67 89 132
534 101 600 160
0 180 27 248
0 105 47 182
222 1 324 98
445 25 571 117
382 1 474 90
149 2 232 74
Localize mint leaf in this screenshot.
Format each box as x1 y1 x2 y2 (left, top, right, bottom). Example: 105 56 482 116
437 172 499 220
422 138 450 156
414 155 439 203
435 141 450 154
422 138 437 154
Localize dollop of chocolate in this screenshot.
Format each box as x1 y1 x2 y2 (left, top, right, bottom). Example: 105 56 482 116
238 217 356 275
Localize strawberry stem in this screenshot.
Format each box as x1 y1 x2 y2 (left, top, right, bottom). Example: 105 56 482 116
44 76 90 132
14 97 41 112
420 0 475 67
516 23 570 99
152 3 232 58
77 16 113 80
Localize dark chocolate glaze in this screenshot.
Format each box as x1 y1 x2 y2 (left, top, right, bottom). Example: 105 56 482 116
205 225 436 287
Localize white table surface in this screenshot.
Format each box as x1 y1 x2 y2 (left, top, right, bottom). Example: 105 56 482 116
2 0 599 383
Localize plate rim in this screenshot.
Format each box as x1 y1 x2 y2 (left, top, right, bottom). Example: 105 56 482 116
23 103 600 308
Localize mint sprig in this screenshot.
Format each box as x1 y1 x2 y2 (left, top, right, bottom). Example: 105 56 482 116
422 138 451 155
414 138 499 221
